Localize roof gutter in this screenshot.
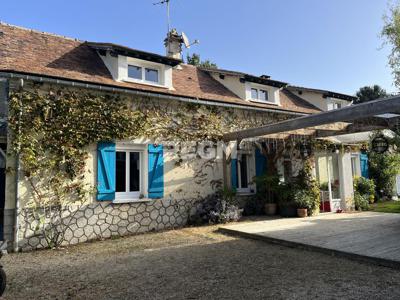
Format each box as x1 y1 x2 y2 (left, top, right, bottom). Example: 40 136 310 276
0 72 307 117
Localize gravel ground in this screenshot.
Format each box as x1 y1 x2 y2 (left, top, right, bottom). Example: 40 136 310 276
2 222 400 300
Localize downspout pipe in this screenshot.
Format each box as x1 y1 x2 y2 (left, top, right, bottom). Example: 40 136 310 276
13 79 23 252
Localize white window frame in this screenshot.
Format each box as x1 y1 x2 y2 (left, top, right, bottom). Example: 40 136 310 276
327 100 343 111
350 153 361 177
124 57 165 87
127 64 160 84
114 143 148 203
250 87 269 102
246 83 280 105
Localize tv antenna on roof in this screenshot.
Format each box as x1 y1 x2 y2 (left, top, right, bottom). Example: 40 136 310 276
154 0 172 34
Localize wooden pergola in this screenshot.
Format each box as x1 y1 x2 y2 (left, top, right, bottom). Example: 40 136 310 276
223 96 400 142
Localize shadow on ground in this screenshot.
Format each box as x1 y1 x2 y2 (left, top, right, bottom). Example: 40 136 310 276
3 225 400 300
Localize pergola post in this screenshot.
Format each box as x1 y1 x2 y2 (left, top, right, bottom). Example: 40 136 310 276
338 152 355 211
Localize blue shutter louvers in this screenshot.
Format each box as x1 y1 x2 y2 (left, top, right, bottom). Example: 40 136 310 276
360 153 369 178
255 147 267 177
148 144 164 199
97 142 116 201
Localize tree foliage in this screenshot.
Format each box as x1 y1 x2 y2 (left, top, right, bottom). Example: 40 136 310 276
294 158 320 215
186 53 218 68
368 131 400 199
354 176 376 211
382 4 400 88
355 85 387 104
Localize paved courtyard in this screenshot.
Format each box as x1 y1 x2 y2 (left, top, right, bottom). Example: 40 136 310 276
2 220 400 299
220 212 400 268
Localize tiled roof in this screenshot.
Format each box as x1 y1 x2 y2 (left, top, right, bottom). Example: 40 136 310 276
0 23 320 114
287 85 357 102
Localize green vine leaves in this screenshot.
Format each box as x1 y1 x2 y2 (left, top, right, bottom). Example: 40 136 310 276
8 86 287 207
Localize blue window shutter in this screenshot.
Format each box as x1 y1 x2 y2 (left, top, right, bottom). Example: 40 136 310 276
255 148 267 177
97 142 116 201
231 159 238 190
360 153 369 178
148 144 164 199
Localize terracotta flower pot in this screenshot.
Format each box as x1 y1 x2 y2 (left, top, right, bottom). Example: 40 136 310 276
297 208 308 218
264 203 277 216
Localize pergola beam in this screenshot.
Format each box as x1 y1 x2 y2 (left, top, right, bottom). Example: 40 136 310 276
223 95 400 141
315 124 388 138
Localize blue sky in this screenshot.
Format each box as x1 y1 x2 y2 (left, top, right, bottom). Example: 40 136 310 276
0 0 394 95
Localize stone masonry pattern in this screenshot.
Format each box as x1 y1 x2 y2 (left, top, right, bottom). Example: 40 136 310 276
17 198 197 251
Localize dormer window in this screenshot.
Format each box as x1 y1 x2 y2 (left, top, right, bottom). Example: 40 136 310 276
128 64 160 84
327 101 342 111
91 43 179 89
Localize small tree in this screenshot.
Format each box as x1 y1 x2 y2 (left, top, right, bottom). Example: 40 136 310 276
369 131 400 200
355 85 387 104
294 158 321 215
382 4 400 88
186 53 218 68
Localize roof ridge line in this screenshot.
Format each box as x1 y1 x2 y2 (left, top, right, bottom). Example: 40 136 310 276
0 21 84 43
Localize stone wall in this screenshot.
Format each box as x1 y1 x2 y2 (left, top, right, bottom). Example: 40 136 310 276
17 198 197 251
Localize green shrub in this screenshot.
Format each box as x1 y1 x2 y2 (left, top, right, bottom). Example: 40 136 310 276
253 174 281 203
353 176 376 204
354 191 370 211
294 189 314 211
293 159 320 215
369 132 400 200
188 189 242 225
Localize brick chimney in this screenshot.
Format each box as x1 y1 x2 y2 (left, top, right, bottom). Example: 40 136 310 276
164 29 183 60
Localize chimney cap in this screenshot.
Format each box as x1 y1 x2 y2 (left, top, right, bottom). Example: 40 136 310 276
164 29 184 59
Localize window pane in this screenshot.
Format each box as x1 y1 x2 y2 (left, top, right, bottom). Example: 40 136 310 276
128 65 142 80
329 155 341 199
259 90 268 101
130 152 140 192
351 157 357 177
251 88 258 99
145 68 159 83
240 154 248 188
116 152 126 192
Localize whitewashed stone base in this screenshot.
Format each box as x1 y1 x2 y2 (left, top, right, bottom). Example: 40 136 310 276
17 198 197 251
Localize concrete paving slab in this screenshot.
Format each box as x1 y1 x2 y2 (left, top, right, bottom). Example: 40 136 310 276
219 212 400 269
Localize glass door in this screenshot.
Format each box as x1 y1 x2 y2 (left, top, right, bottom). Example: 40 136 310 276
316 154 341 212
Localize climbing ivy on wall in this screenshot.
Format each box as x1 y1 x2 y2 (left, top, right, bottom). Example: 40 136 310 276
9 87 148 207
9 84 288 208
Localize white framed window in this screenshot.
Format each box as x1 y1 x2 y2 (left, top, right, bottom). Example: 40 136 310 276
327 101 342 111
145 68 159 83
250 87 269 102
251 88 258 100
127 64 160 84
114 144 147 202
351 154 361 177
259 90 268 101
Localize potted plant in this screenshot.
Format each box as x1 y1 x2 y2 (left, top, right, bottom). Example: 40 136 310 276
294 189 312 218
264 199 277 216
277 182 297 217
254 174 280 216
